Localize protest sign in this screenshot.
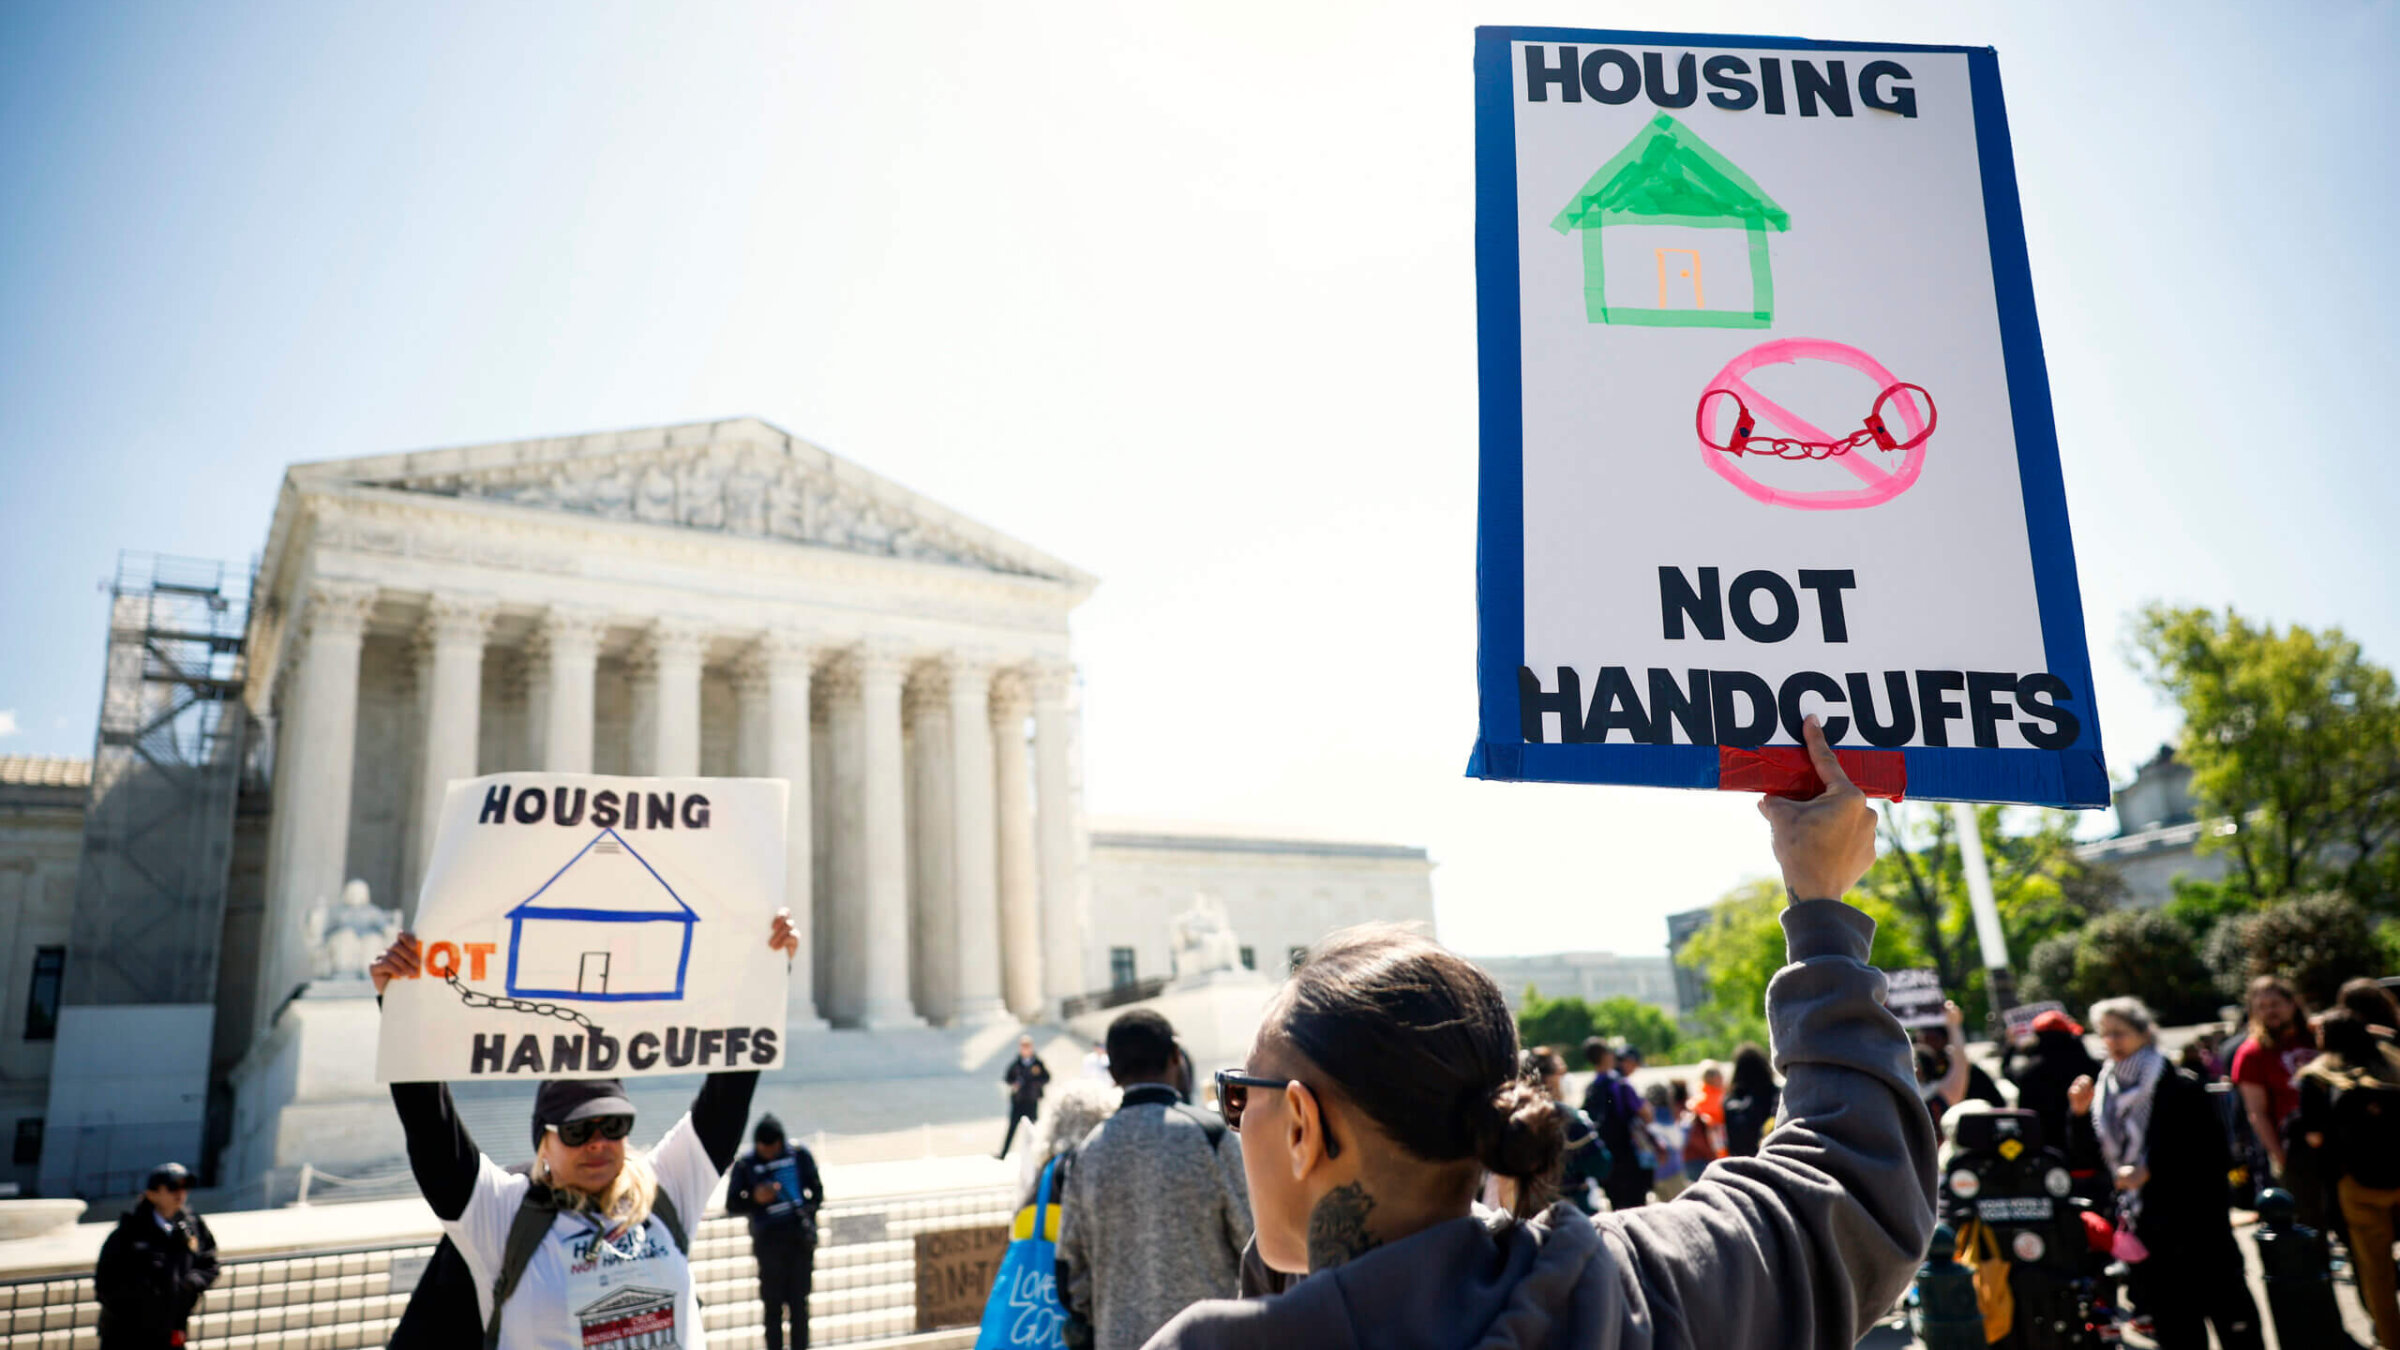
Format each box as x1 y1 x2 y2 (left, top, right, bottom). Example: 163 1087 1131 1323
1469 28 2108 808
2002 1000 2068 1041
1883 967 1947 1030
915 1225 1010 1331
377 773 790 1083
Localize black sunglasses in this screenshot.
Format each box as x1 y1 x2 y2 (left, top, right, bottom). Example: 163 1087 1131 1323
549 1115 635 1148
1215 1071 1340 1159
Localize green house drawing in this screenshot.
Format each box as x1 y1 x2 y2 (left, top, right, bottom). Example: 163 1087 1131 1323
1551 113 1790 328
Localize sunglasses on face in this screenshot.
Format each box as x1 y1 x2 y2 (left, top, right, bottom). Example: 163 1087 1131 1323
1214 1070 1340 1158
549 1115 634 1148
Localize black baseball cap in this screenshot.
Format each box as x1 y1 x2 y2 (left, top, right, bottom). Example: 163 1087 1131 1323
531 1078 637 1148
146 1162 192 1191
754 1114 787 1145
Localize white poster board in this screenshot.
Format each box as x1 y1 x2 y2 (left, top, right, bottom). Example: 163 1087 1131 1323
1469 28 2107 808
377 773 791 1083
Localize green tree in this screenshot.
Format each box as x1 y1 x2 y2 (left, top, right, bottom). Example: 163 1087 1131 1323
1675 877 1921 1057
1857 803 2119 1026
2205 892 2381 1010
1588 996 1682 1060
1517 985 1596 1052
2129 605 2400 907
1516 989 1682 1061
2064 909 2217 1024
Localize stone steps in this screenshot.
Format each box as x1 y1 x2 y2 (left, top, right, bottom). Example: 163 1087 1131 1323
0 1187 1017 1350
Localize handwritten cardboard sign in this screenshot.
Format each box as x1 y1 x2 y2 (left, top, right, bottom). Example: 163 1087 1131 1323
377 773 789 1083
915 1225 1011 1331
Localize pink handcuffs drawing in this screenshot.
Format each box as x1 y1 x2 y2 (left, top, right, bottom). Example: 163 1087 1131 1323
1692 338 1938 510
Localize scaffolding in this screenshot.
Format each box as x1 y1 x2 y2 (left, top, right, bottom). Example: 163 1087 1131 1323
59 553 251 1008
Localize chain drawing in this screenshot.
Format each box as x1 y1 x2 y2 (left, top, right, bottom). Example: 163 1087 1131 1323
446 971 601 1033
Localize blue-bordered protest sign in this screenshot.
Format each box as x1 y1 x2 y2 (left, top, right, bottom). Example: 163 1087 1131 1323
1469 26 2107 807
377 773 790 1082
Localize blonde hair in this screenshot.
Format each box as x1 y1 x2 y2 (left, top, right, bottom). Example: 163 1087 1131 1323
534 1138 659 1233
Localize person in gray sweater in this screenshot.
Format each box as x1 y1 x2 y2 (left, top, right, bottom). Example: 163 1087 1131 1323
1056 1008 1253 1350
1149 717 1936 1349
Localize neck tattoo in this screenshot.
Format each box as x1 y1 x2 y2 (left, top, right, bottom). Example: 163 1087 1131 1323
1306 1182 1382 1272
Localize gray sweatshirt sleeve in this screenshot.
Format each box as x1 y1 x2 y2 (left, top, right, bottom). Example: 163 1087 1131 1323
1595 899 1936 1349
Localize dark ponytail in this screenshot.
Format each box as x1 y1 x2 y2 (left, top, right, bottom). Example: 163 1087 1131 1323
1478 1077 1567 1184
1274 925 1564 1184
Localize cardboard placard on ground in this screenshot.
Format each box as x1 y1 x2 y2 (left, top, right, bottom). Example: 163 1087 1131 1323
1469 27 2108 808
1884 967 1947 1029
377 773 790 1083
915 1225 1011 1332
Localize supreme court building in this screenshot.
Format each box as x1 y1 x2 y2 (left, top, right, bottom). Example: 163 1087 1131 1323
245 417 1099 1038
0 417 1438 1199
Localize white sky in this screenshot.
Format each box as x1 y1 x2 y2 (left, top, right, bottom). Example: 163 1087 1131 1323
1 2 2394 960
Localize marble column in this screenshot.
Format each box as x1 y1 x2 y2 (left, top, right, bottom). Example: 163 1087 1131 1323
645 620 707 778
538 608 606 774
905 668 956 1023
991 671 1043 1020
731 656 772 780
521 648 551 771
820 660 865 1024
412 595 497 904
1032 663 1088 1006
257 578 378 1034
755 632 828 1030
946 656 1008 1024
625 648 659 777
855 643 924 1029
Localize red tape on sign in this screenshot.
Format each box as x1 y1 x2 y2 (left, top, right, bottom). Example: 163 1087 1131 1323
1717 746 1907 802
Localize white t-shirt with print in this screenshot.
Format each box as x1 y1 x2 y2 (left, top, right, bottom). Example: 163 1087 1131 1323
447 1113 719 1350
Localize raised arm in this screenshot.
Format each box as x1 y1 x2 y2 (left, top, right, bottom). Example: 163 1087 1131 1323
374 933 488 1222
391 1080 485 1221
691 1071 762 1174
1598 719 1937 1350
1934 1003 1971 1106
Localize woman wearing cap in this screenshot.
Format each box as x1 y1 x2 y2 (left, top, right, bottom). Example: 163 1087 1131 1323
2003 1007 2100 1152
1149 720 1936 1349
372 910 798 1350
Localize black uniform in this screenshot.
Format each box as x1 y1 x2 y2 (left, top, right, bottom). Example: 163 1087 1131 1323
727 1140 826 1350
1000 1053 1050 1156
94 1200 218 1349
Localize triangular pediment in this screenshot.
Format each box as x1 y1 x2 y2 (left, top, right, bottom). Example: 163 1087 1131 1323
288 417 1087 584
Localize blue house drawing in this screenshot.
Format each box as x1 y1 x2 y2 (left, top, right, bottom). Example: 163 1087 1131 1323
505 829 698 1003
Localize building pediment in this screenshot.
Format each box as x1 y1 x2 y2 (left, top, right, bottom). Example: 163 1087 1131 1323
286 417 1087 585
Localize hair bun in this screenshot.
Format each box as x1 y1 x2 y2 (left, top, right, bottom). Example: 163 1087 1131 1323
1476 1079 1566 1182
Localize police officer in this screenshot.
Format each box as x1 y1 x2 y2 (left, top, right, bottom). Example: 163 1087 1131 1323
94 1162 219 1349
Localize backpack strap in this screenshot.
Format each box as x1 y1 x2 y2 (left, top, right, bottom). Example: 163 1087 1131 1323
651 1187 687 1257
1172 1103 1228 1151
485 1187 562 1350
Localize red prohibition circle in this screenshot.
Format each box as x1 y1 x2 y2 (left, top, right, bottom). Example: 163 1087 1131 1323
1693 339 1937 510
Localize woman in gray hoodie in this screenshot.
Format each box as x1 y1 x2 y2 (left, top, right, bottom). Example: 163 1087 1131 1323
1153 719 1936 1350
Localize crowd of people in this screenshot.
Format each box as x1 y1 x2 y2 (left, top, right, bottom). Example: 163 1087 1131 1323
91 714 2393 1350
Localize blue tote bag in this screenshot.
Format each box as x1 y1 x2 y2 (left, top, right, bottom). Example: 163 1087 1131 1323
976 1157 1069 1350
